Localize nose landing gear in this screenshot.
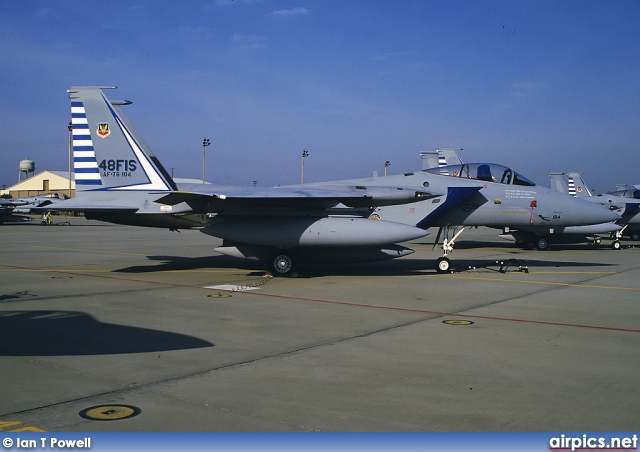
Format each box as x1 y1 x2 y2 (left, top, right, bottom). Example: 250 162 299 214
433 227 465 273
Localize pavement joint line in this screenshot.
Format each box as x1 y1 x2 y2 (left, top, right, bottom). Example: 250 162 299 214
1 263 638 333
3 314 433 427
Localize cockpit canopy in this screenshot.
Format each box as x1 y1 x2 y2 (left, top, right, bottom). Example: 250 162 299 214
609 188 640 199
425 163 536 187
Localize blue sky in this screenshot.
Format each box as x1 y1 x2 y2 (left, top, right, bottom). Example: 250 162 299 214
1 0 639 192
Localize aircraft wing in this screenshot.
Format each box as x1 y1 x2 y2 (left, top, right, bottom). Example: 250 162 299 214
156 185 441 216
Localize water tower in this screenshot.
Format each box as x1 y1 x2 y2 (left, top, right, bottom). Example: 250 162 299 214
19 159 35 181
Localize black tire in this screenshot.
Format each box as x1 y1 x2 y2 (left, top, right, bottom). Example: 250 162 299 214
631 232 640 241
612 240 621 250
269 253 294 276
536 237 549 250
435 257 451 274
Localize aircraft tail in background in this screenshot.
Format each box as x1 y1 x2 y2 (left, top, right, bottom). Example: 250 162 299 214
420 148 463 172
549 172 593 198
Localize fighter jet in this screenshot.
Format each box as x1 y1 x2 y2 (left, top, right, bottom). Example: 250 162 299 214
0 193 69 224
551 172 640 244
55 86 454 274
609 185 640 200
0 198 32 224
55 87 620 275
355 157 621 272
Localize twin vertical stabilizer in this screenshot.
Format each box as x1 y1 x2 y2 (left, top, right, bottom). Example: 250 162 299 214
68 86 176 192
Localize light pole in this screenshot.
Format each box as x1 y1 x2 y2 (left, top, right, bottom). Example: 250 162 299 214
301 149 309 184
384 160 390 177
202 137 210 183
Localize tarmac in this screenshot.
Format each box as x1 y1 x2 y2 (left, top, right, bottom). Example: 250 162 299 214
0 216 638 432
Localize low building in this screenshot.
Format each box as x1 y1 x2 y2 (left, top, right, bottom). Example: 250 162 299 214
2 170 75 198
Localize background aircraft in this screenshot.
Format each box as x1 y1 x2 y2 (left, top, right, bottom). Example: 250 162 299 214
9 192 69 213
0 198 33 224
551 172 640 244
0 193 69 224
53 87 620 275
419 148 463 172
609 185 640 199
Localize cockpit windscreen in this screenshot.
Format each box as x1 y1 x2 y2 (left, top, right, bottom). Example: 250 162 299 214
424 163 536 186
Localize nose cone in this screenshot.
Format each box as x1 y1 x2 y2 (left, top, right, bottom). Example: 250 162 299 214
568 198 622 225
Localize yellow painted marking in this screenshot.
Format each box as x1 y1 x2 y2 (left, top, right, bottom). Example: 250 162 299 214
81 405 138 421
443 319 474 325
444 274 640 291
10 426 45 432
0 421 21 430
0 421 45 432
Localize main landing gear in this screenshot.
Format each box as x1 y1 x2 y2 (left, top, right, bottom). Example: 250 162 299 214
535 237 549 250
433 226 465 273
268 252 295 276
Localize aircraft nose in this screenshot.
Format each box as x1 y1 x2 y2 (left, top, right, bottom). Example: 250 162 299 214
579 199 622 224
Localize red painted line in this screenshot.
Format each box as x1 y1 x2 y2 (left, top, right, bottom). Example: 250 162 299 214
3 263 638 333
243 290 640 333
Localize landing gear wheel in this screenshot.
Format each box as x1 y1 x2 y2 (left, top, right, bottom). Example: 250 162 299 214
535 238 549 250
269 253 294 276
631 232 640 241
435 257 451 274
612 240 621 250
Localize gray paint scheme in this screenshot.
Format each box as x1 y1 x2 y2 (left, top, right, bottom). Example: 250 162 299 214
54 87 621 273
551 172 640 242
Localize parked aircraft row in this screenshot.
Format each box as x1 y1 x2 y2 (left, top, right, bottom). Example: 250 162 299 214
420 149 627 251
550 172 640 244
33 86 623 275
0 192 68 224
